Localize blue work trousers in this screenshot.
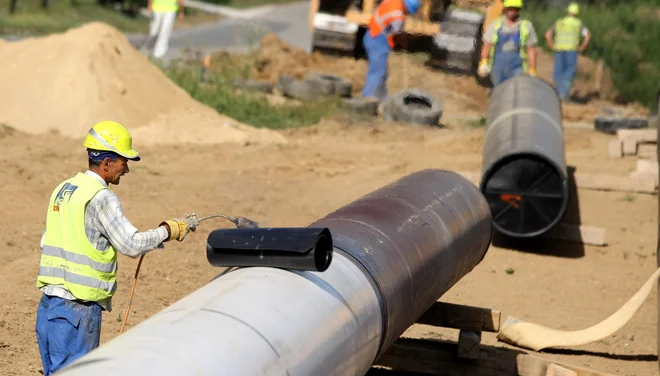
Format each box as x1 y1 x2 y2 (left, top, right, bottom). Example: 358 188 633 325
553 50 578 100
35 293 102 375
362 32 391 102
490 51 524 87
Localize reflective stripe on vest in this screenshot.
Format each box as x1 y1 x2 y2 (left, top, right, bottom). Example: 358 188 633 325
152 0 178 13
488 17 531 72
368 0 405 48
554 16 582 51
37 172 118 302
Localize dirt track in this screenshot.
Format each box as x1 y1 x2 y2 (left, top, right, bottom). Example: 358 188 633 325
0 27 658 376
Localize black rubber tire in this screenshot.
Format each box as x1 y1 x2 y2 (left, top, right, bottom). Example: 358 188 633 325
305 73 353 97
389 89 443 126
440 20 482 38
342 97 379 116
233 78 273 93
277 75 323 101
594 116 649 135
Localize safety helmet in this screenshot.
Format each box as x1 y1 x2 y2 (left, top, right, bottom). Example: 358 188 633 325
83 120 141 161
567 2 579 15
403 0 420 14
503 0 523 8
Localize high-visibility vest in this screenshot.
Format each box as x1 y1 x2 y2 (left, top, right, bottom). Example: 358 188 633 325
488 17 532 72
37 172 118 302
553 16 582 51
152 0 178 13
368 0 406 48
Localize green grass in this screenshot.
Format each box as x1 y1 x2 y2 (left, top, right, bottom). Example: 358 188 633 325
194 0 298 8
0 0 154 35
522 1 660 111
160 57 344 130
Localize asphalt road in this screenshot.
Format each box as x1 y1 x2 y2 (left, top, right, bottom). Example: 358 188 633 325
127 0 312 62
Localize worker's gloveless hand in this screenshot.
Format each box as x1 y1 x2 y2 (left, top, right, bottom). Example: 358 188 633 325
477 59 490 78
236 217 259 229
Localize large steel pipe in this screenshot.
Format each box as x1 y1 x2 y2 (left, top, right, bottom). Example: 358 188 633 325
57 169 492 376
480 75 569 238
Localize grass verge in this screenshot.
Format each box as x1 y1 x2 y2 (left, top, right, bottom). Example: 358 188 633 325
523 1 660 111
161 56 344 130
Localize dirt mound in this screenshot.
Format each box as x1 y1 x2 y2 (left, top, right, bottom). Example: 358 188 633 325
0 22 285 146
251 33 367 95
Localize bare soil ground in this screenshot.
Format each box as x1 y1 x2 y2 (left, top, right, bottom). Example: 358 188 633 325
0 28 658 376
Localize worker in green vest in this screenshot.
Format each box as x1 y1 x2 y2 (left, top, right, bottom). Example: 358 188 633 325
145 0 184 59
35 121 197 375
477 0 539 86
544 2 591 101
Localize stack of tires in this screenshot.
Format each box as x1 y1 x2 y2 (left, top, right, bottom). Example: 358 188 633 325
430 8 485 75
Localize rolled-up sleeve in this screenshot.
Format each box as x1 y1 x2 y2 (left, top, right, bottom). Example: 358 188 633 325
92 190 169 258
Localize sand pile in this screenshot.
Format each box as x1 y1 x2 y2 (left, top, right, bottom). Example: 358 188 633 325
0 22 285 146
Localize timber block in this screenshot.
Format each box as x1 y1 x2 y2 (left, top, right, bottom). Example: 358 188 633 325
622 138 638 155
545 363 578 376
607 139 623 158
637 143 657 159
457 330 481 360
416 302 501 332
617 128 657 143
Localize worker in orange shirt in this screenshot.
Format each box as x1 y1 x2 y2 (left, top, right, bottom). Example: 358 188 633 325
362 0 420 102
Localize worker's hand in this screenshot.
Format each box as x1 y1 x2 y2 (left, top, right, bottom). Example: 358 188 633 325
235 216 259 229
160 217 195 242
477 59 490 78
528 67 537 77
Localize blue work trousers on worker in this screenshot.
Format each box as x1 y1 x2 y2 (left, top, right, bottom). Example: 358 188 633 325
553 50 578 100
490 30 524 87
35 293 102 375
362 32 391 101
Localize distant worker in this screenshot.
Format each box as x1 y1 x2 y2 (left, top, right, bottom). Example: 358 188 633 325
35 121 197 375
544 2 591 101
144 0 184 59
362 0 420 102
478 0 538 86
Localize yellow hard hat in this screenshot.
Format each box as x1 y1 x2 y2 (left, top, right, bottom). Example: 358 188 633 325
503 0 523 8
83 121 140 161
567 2 579 15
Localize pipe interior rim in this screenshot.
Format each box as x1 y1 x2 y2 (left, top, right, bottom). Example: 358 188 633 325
481 153 568 238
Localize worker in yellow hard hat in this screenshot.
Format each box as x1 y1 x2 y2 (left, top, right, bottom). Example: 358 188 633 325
34 121 196 375
544 2 591 101
478 0 539 86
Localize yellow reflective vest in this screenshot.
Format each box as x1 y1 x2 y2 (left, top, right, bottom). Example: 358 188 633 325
488 17 533 72
152 0 179 13
553 16 583 51
37 172 118 302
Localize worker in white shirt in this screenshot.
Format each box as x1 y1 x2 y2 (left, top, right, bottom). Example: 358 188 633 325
145 0 184 59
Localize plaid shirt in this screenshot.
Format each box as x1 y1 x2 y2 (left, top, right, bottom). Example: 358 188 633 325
40 170 169 311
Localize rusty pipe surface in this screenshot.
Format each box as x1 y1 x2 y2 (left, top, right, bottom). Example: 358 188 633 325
310 168 493 357
56 169 492 376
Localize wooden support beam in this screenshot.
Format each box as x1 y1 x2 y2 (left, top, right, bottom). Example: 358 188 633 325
637 143 657 159
607 139 622 158
516 354 615 376
545 363 578 376
457 330 481 359
622 138 638 156
617 128 657 143
540 223 606 247
416 301 501 332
